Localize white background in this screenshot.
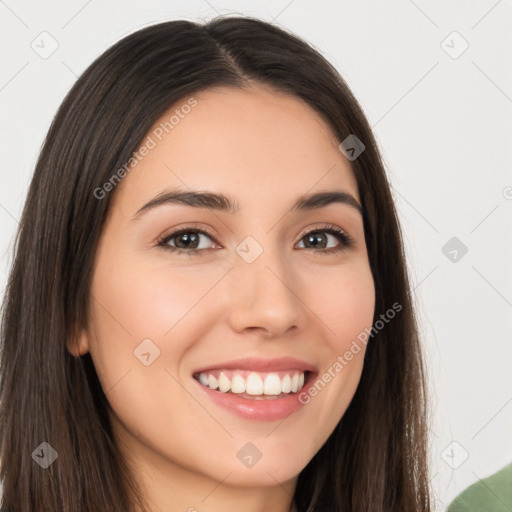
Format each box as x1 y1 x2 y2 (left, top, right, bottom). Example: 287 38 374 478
1 1 511 510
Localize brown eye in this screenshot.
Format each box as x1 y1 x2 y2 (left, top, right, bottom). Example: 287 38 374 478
168 231 202 249
296 225 354 254
158 227 218 255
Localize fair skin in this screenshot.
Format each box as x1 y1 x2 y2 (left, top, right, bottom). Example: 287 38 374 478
68 83 375 512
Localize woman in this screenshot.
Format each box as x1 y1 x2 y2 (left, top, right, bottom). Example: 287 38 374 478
0 16 432 512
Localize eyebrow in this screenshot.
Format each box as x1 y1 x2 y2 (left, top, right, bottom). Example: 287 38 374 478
133 188 363 219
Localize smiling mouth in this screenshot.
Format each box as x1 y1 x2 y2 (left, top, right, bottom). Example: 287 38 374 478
193 369 312 399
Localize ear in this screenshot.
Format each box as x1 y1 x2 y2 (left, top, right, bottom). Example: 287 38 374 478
66 328 90 358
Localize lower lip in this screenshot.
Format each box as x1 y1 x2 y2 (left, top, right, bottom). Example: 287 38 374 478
193 378 310 421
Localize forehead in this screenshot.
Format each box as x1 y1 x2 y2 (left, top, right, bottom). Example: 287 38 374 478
111 84 359 215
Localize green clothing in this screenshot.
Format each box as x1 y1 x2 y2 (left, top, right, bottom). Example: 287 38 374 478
447 462 512 512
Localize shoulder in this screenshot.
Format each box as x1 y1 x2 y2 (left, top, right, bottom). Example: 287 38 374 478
447 462 512 512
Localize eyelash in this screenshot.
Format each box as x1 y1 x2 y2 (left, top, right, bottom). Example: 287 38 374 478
157 224 355 257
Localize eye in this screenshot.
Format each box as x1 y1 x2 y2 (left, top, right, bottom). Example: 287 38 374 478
157 223 355 256
296 224 355 254
157 226 218 256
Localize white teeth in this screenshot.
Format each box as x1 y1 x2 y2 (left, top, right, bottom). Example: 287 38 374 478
207 374 218 390
290 374 299 393
231 374 246 394
218 372 231 393
263 374 282 395
246 373 263 395
197 370 306 396
281 374 291 393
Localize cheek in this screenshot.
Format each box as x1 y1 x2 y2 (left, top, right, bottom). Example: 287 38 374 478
311 260 376 352
85 255 225 476
292 261 375 451
90 250 228 345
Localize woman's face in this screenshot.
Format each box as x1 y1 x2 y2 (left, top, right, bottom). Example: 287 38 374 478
70 84 375 499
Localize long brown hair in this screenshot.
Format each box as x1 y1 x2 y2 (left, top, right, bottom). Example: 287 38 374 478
0 16 432 511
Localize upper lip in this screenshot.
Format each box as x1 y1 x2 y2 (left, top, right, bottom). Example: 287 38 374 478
193 357 318 375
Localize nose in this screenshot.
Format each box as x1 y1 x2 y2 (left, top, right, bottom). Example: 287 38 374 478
226 249 305 339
